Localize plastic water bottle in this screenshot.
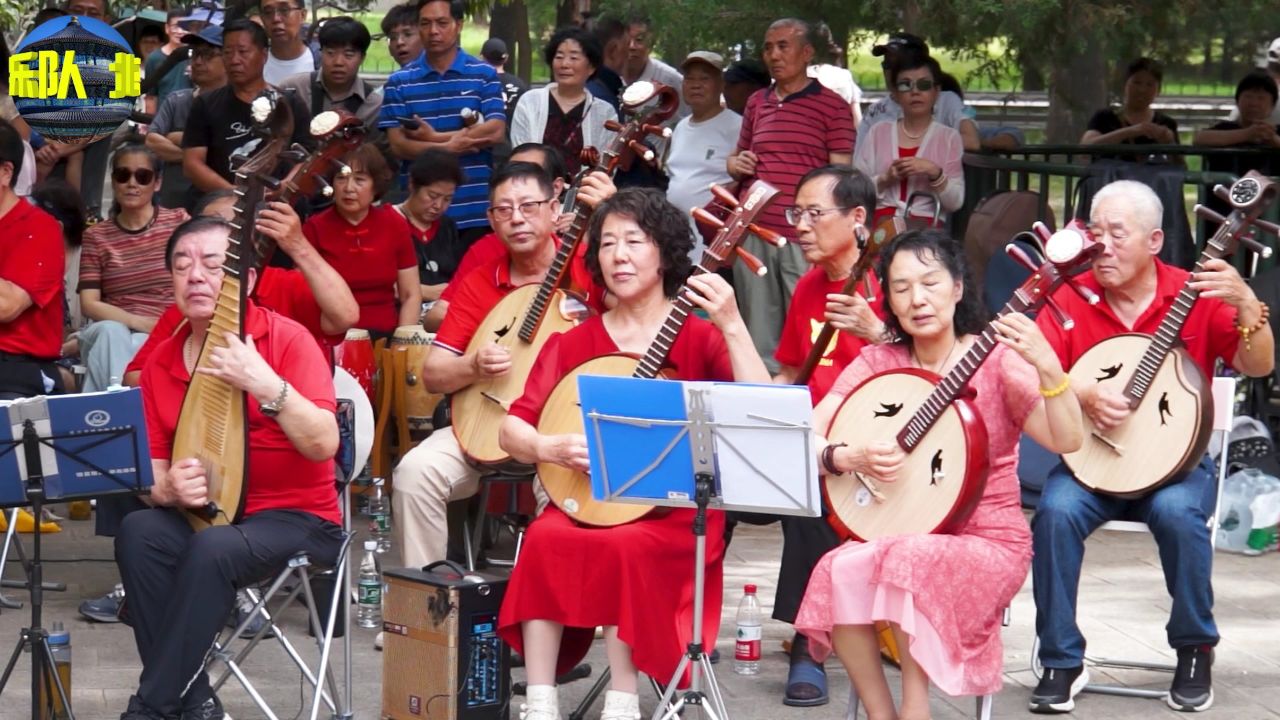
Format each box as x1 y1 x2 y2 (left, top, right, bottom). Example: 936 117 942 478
40 621 71 719
733 584 762 675
367 477 392 553
356 540 382 629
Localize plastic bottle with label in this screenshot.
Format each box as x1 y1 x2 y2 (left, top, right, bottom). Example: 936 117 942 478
733 584 762 675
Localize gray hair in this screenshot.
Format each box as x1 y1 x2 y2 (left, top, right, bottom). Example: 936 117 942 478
1090 180 1163 233
767 18 814 48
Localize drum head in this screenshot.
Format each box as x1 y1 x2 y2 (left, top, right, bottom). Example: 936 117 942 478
334 367 374 479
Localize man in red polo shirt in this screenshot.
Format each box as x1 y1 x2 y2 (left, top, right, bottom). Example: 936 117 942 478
114 217 343 720
768 165 884 707
1028 180 1274 714
0 119 66 400
726 17 855 372
393 162 611 574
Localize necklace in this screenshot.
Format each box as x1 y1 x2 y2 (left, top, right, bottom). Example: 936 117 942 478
183 335 200 372
899 118 927 140
911 335 961 375
115 206 158 234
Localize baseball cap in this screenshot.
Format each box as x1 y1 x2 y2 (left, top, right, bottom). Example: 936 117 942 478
177 2 224 28
872 32 928 58
181 23 224 47
723 59 770 87
681 51 725 73
481 37 508 64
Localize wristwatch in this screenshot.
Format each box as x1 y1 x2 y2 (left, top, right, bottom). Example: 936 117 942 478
259 380 290 417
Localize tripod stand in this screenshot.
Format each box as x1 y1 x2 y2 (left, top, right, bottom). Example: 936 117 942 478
652 473 727 720
0 420 75 719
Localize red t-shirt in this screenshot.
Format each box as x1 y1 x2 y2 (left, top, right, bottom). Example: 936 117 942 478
439 232 598 306
140 302 341 526
126 268 342 377
303 204 416 334
775 268 885 404
1036 259 1241 379
509 314 735 425
0 199 64 359
433 240 606 356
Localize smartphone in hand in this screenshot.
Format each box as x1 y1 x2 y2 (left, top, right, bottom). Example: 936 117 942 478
397 117 422 130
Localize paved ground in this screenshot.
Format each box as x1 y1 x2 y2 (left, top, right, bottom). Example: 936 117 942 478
0 506 1275 719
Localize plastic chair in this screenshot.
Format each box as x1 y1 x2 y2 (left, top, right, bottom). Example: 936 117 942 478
1029 375 1236 700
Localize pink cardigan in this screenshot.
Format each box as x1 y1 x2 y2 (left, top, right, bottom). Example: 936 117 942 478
853 120 965 221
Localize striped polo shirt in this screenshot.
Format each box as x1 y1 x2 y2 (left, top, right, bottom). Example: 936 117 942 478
379 49 506 231
735 80 856 238
78 207 189 318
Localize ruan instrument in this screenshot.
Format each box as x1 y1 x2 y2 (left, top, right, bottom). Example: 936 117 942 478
172 102 365 530
825 222 1102 541
871 190 941 248
793 225 885 387
451 80 680 465
538 181 784 527
1064 171 1279 497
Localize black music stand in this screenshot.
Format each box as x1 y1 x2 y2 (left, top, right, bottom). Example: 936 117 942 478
0 392 153 720
578 376 817 720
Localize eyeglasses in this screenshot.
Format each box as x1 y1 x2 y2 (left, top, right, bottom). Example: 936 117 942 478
386 30 418 43
784 206 844 226
112 167 156 185
190 46 220 61
487 198 554 221
895 78 936 93
260 5 301 19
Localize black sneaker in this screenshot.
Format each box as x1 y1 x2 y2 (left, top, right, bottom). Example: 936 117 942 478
119 695 166 720
1167 645 1213 712
227 590 273 640
181 696 228 720
1029 665 1089 713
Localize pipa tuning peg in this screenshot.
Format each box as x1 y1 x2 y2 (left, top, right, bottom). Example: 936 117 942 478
315 176 334 198
1213 184 1231 204
709 184 739 209
642 123 672 139
691 207 725 230
604 119 623 133
1044 296 1075 331
1004 241 1042 273
748 223 787 247
1193 204 1226 224
1239 231 1273 259
1067 278 1100 306
626 139 655 163
735 246 767 277
1253 218 1280 237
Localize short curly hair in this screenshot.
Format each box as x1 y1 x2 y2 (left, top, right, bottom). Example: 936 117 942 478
877 228 988 345
338 143 394 201
585 188 693 299
544 26 602 72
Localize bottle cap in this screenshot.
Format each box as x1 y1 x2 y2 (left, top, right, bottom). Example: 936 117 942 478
364 540 378 551
744 584 757 594
48 621 69 645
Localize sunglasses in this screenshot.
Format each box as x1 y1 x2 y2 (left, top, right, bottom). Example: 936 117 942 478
112 167 156 185
895 78 936 93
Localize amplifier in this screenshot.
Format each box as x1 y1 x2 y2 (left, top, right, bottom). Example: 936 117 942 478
381 564 510 720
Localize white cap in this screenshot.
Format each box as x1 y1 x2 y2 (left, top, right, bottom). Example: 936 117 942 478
681 51 725 73
1268 37 1280 65
364 540 378 551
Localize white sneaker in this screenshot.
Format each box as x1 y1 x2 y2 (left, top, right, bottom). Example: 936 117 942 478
375 631 384 651
600 690 640 720
520 684 559 720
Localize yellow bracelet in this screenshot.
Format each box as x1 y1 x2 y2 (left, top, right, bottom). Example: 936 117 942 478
1040 376 1071 398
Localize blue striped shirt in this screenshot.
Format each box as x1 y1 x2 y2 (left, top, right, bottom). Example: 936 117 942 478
379 50 506 230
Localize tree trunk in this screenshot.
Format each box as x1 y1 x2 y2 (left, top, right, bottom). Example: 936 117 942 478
490 0 532 82
1019 52 1046 92
1045 34 1107 143
900 0 922 36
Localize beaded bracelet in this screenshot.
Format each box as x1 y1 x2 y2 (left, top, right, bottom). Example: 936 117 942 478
821 442 848 475
929 171 948 189
1238 301 1270 352
1039 376 1071 399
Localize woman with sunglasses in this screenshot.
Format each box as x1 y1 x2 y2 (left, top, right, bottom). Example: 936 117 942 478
853 51 964 228
77 144 190 391
302 143 421 337
509 26 618 177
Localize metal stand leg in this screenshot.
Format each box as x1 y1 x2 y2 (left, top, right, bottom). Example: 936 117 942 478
0 509 25 609
652 474 728 720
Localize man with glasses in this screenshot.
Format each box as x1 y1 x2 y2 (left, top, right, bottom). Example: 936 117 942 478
621 13 686 117
278 16 383 130
726 17 855 373
146 25 227 210
857 33 980 153
380 2 423 68
182 19 312 200
261 0 317 85
767 166 883 707
391 162 608 575
378 0 506 234
143 8 193 114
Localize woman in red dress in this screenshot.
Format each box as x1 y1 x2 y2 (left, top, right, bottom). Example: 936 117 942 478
498 189 770 720
795 229 1083 718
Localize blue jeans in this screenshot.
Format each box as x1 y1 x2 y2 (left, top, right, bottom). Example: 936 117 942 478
1031 457 1219 669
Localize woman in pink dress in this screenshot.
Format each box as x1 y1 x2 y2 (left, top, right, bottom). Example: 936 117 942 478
795 228 1084 718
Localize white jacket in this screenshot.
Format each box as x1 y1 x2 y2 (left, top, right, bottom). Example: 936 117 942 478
509 84 618 154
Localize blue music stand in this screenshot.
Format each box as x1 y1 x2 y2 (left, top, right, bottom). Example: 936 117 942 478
0 389 153 720
576 376 817 720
